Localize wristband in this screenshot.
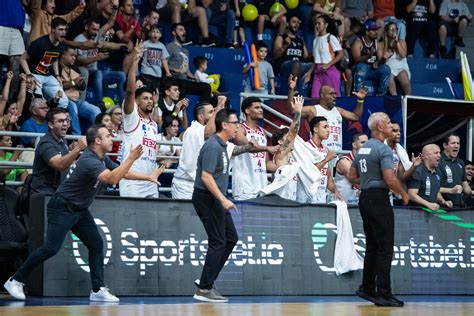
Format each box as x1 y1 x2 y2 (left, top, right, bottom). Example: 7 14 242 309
357 99 364 103
171 112 178 117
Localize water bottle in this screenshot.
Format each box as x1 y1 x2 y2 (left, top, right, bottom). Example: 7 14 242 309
445 165 453 183
425 176 431 196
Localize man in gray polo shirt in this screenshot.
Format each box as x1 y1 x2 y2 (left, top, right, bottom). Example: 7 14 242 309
408 144 453 211
349 112 409 308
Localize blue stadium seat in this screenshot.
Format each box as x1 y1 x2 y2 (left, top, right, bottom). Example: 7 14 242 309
187 46 245 74
411 82 464 99
408 58 460 83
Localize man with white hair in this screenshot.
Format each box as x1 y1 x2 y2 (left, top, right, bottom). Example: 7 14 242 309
349 112 409 308
19 98 50 147
408 144 453 210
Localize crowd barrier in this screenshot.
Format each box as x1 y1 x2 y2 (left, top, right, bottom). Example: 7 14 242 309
27 194 474 296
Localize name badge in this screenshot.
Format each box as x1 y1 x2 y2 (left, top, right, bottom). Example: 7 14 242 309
358 148 372 155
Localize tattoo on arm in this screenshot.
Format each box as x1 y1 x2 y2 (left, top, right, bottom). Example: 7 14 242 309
232 144 253 156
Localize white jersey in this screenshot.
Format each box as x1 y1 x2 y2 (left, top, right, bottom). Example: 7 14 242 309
308 139 329 203
232 123 268 200
334 152 360 204
119 106 159 198
314 104 343 151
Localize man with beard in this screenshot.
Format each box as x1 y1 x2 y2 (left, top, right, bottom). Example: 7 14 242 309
119 42 165 198
166 23 211 102
351 19 391 95
439 133 472 207
288 76 367 152
273 14 311 94
156 81 189 129
408 144 453 210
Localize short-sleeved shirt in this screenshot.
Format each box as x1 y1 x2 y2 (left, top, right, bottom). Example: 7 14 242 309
27 35 67 76
408 164 442 203
166 41 189 80
19 118 48 146
74 33 99 71
405 0 431 23
194 134 230 195
0 152 26 181
342 0 374 19
245 60 274 92
141 40 169 78
439 152 466 206
439 0 470 18
313 34 342 64
56 147 118 209
31 131 70 194
352 138 394 190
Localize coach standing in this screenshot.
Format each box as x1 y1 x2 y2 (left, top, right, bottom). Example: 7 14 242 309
349 112 409 307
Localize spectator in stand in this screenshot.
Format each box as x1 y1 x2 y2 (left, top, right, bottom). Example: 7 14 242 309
140 25 171 92
157 115 182 158
19 98 49 147
304 14 344 97
193 56 216 90
0 135 28 185
28 0 85 44
20 17 70 109
255 0 287 41
438 0 472 58
156 81 189 128
0 72 26 131
141 9 160 40
201 0 236 48
242 42 275 95
341 0 373 34
115 0 141 43
408 144 453 210
107 105 122 134
59 46 101 134
231 0 247 48
439 133 472 207
156 0 215 46
405 0 437 58
74 17 128 104
377 22 411 96
313 0 345 37
0 0 26 96
464 160 474 206
373 0 407 40
166 23 212 102
95 112 120 161
351 19 391 96
272 14 311 94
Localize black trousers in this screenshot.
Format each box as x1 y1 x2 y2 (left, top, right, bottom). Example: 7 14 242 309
406 20 438 56
192 189 238 290
13 195 105 290
358 188 394 296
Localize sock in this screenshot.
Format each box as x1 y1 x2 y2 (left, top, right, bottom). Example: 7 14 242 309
257 34 263 41
92 287 101 293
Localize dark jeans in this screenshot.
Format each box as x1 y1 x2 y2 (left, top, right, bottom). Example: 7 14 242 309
13 195 105 290
358 188 394 296
171 77 211 102
406 20 437 56
192 189 238 290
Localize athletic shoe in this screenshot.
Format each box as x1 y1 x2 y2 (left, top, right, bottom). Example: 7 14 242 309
4 278 26 300
439 46 447 58
201 38 216 47
193 288 228 303
455 37 465 47
355 287 377 304
194 278 222 296
375 294 404 307
89 287 120 302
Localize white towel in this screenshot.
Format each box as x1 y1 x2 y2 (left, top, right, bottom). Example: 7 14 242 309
385 141 412 171
329 200 364 276
259 163 300 201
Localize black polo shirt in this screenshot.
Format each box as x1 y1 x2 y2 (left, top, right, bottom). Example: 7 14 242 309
31 131 70 194
439 153 466 207
408 164 442 203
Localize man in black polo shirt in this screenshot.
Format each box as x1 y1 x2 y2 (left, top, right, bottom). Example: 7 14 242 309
439 134 472 208
30 108 86 194
4 124 161 302
408 144 453 210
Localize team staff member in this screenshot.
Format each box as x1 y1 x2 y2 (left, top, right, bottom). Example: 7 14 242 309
192 108 271 303
349 112 409 308
4 125 161 302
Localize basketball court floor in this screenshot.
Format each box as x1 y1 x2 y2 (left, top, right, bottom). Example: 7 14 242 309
1 295 473 316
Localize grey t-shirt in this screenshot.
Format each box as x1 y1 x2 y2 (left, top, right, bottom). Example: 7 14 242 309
194 134 230 195
56 147 118 209
166 41 189 80
246 60 275 92
439 0 470 18
31 131 70 194
74 33 98 71
439 152 466 207
141 40 169 78
352 138 393 190
408 164 442 203
342 0 373 18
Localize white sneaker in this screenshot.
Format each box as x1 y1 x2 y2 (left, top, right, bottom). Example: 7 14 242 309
89 287 120 302
4 277 26 300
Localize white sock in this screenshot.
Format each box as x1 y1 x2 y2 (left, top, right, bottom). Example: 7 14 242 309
257 34 263 41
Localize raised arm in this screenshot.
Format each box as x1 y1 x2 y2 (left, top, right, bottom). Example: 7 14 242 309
337 86 367 121
0 71 13 115
279 95 303 158
124 40 144 115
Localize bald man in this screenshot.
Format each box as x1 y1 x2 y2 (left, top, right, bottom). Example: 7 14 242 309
407 144 453 211
288 76 368 151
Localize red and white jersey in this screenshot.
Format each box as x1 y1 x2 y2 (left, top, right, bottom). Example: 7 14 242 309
308 139 329 203
119 106 159 198
334 152 360 204
232 123 268 200
314 104 342 151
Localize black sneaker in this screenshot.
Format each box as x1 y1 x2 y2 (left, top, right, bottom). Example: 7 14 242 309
439 46 447 58
201 38 216 47
455 37 465 47
182 40 193 46
375 294 404 307
193 288 228 303
355 287 377 303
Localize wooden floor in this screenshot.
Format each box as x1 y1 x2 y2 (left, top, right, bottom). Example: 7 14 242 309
1 301 474 316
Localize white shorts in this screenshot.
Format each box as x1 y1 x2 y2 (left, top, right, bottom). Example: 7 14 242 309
0 26 25 56
119 179 159 198
171 177 194 200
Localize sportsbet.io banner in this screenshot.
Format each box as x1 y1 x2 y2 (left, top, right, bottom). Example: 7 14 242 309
28 195 474 296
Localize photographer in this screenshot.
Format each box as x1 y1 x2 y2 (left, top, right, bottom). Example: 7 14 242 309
59 46 101 133
438 0 472 57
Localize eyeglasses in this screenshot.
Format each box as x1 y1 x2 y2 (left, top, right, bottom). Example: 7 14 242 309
111 112 123 116
55 118 71 124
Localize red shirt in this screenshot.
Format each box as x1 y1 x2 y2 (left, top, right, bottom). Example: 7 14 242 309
115 14 141 42
373 0 394 19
